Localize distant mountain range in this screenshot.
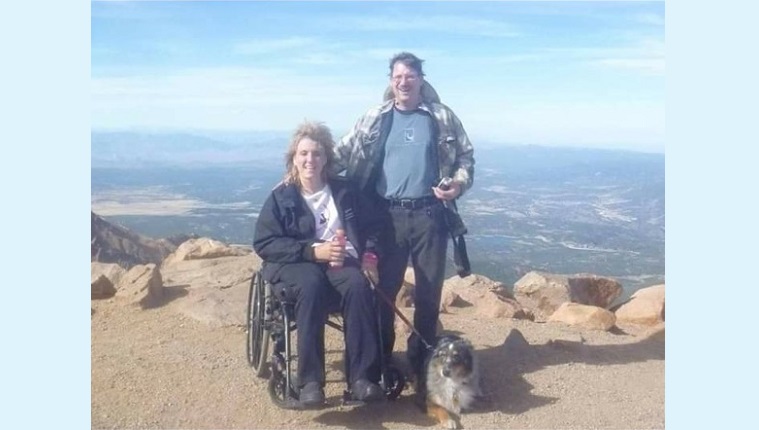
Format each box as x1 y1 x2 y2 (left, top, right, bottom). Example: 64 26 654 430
91 130 288 168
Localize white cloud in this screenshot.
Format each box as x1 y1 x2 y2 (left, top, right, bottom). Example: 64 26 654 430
634 12 665 27
91 66 380 132
592 38 665 75
233 37 320 55
322 14 520 38
595 58 665 75
496 38 665 76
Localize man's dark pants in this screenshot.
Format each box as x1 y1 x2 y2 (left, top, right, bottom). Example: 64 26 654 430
267 259 381 388
376 201 449 378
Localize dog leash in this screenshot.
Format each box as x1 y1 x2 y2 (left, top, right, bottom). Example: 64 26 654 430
364 271 434 351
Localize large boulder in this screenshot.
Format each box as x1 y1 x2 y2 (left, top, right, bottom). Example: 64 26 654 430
174 281 251 327
116 264 164 307
476 292 533 320
613 284 665 326
162 237 250 266
91 275 116 300
162 253 263 326
439 286 465 313
393 271 512 311
91 262 126 285
441 274 531 319
91 262 126 299
513 271 622 321
548 302 616 331
443 274 512 303
162 253 261 290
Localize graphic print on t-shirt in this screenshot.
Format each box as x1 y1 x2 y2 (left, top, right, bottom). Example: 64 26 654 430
404 128 414 143
302 185 358 258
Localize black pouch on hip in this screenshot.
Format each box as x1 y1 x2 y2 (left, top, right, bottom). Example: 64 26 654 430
442 203 468 236
442 201 471 277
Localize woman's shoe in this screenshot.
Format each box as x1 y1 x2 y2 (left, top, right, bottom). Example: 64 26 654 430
299 382 325 407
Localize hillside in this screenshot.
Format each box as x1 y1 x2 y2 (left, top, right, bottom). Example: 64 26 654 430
91 211 193 268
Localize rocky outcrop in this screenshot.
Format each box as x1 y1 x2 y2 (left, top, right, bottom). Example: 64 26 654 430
548 302 616 331
162 237 251 266
91 275 117 299
613 284 665 326
158 239 262 327
443 274 512 303
91 212 176 268
442 274 532 320
162 253 261 290
91 262 127 299
513 271 623 322
87 219 662 338
477 293 532 319
396 272 532 320
116 264 164 307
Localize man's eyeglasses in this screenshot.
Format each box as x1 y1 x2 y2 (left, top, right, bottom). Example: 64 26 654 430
391 74 419 83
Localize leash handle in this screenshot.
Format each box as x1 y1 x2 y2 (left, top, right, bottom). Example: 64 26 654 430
363 270 434 351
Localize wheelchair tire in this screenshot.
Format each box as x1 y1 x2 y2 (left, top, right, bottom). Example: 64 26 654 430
246 271 269 377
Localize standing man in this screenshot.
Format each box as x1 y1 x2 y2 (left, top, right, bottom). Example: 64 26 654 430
334 52 475 393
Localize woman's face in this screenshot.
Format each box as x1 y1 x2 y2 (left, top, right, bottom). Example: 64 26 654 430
293 137 326 183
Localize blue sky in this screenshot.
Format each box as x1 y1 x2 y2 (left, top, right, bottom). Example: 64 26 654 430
91 1 664 152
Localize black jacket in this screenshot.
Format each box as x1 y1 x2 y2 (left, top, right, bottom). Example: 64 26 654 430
253 177 382 281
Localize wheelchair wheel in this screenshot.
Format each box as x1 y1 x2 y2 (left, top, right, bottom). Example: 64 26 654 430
246 271 269 377
383 365 406 401
268 355 301 409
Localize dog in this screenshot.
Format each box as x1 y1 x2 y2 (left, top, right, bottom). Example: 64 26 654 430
424 335 482 429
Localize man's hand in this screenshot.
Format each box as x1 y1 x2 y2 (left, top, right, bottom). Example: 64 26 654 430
432 181 462 201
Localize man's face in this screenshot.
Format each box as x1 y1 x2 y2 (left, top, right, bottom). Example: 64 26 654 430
390 62 422 107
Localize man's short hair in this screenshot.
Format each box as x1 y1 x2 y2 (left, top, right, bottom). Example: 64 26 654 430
389 52 425 77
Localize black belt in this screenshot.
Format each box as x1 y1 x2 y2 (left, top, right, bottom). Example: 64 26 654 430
386 196 439 210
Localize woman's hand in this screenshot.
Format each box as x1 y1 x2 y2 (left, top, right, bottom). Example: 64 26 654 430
314 240 346 264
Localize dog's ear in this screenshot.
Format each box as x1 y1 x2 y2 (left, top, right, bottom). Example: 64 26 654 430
436 334 460 347
459 338 475 350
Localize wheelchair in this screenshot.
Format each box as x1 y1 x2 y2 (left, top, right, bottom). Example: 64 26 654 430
246 268 406 409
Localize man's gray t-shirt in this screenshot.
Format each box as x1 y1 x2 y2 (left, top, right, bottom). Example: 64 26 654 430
377 108 437 199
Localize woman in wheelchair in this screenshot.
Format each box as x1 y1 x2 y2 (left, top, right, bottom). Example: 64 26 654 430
253 121 386 407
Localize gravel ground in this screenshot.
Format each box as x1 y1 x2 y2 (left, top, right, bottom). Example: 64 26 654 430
91 297 664 429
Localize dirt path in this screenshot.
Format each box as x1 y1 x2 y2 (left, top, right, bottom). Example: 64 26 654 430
91 297 664 429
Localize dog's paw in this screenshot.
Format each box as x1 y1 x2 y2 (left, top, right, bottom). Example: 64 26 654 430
445 418 460 430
